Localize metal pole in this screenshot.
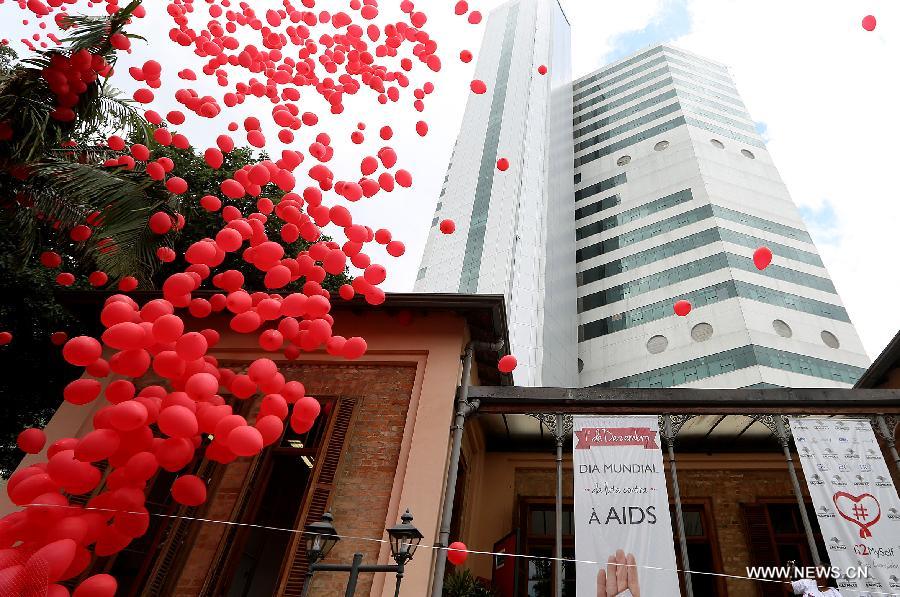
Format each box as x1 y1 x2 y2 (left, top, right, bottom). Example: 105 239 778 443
345 553 364 597
300 569 314 597
774 416 822 567
393 562 404 597
430 343 480 597
877 415 900 478
663 415 694 597
554 413 564 597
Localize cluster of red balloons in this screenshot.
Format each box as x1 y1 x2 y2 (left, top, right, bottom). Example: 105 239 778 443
0 0 461 593
40 49 112 122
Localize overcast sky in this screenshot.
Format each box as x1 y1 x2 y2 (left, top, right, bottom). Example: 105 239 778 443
3 0 898 360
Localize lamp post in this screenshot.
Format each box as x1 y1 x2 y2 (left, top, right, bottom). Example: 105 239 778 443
301 509 424 597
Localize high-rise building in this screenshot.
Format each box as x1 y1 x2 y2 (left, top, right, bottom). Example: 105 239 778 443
415 4 871 388
414 0 578 387
573 45 869 388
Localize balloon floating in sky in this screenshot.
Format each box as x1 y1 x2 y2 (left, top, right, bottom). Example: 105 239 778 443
538 65 548 75
674 300 692 317
447 541 469 565
440 219 456 235
498 355 518 374
496 158 509 171
862 15 877 31
470 79 487 94
753 246 773 270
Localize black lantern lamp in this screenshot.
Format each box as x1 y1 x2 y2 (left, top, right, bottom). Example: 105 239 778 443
304 511 340 564
386 509 424 565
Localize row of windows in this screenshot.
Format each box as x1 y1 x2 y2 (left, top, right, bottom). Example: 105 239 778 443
669 75 752 120
574 116 687 168
574 172 627 202
662 52 734 87
458 4 519 293
578 248 834 314
598 344 865 388
665 61 741 100
574 61 745 118
574 45 729 93
573 89 678 139
574 194 621 221
685 115 766 149
576 189 694 241
578 278 850 342
575 103 683 154
573 55 668 102
712 204 811 243
576 202 822 266
681 100 757 134
674 87 753 120
574 75 677 126
574 46 668 91
574 66 669 115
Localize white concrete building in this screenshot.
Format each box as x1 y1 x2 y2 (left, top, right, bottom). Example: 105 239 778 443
416 19 870 388
573 45 869 388
414 0 578 387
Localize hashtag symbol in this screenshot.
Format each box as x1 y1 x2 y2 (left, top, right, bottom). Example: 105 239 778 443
852 504 869 521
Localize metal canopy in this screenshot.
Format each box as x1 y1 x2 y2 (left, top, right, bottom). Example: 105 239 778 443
467 386 900 414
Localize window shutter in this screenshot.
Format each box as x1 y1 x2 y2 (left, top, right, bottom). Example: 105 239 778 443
279 397 357 596
740 504 782 597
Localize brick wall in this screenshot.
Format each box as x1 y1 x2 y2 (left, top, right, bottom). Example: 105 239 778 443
167 362 418 596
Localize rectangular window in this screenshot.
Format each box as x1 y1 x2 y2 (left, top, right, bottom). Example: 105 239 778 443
574 172 627 202
574 117 688 168
575 103 682 153
573 55 668 102
574 89 678 139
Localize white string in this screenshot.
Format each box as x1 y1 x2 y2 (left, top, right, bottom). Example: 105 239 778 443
20 503 900 595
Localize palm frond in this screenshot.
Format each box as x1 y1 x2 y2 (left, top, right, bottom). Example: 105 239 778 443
77 88 149 143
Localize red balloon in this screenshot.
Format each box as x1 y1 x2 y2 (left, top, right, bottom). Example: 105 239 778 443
342 337 367 360
753 246 773 270
227 426 264 456
26 539 76 583
17 428 46 454
447 541 468 565
73 573 117 597
498 355 517 374
148 211 173 234
108 401 148 432
470 79 487 94
152 314 184 343
862 15 876 31
158 405 198 438
75 429 120 462
171 475 207 506
64 379 102 405
460 50 473 63
439 219 456 235
63 336 102 367
496 158 509 171
538 64 548 75
674 300 692 317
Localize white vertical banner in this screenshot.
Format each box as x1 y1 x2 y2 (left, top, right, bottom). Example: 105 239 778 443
574 416 680 596
789 417 900 594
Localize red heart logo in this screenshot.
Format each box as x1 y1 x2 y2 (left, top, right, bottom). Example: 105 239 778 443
833 491 881 538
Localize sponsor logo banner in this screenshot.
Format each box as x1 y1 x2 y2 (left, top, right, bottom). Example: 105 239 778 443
790 417 900 592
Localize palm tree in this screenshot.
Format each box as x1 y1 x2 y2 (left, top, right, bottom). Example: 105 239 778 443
0 0 179 283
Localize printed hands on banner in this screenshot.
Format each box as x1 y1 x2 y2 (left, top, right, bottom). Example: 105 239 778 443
596 549 640 597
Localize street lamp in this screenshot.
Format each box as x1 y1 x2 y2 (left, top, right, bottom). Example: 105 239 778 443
301 510 423 597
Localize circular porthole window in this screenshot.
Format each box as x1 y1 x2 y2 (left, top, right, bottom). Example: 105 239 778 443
741 149 756 159
691 323 714 342
653 140 670 152
710 139 724 149
772 320 792 338
616 155 631 166
646 335 668 354
821 330 840 349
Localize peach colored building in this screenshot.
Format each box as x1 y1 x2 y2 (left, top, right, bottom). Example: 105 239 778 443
1 292 510 597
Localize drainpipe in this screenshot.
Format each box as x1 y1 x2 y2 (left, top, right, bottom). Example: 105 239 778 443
430 340 503 597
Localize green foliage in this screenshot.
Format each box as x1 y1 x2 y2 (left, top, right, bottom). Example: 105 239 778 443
443 569 500 597
0 234 86 478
